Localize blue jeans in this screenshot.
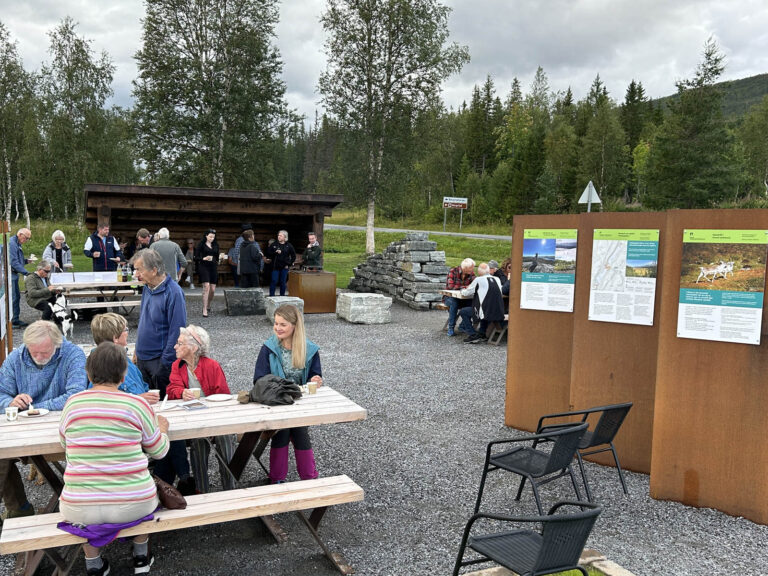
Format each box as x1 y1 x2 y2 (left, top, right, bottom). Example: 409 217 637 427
458 308 489 336
11 274 21 323
270 268 289 296
153 440 191 484
445 297 461 330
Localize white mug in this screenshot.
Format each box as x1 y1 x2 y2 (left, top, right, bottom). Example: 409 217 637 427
5 406 19 422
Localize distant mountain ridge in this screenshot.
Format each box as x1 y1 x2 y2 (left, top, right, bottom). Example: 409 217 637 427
653 72 768 118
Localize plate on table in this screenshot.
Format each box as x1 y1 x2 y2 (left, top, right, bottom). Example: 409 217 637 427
21 408 49 418
205 394 235 402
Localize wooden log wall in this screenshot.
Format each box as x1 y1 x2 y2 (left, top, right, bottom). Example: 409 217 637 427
84 184 343 283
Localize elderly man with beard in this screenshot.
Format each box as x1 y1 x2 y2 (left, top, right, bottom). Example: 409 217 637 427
0 320 87 521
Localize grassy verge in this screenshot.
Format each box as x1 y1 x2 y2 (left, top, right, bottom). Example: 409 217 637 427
327 207 514 236
324 229 513 288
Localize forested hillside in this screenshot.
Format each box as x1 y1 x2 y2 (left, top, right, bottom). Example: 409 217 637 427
2 4 768 232
654 72 768 118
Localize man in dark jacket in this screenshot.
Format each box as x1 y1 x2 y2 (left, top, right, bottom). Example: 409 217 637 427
239 231 263 288
83 224 123 272
24 261 62 321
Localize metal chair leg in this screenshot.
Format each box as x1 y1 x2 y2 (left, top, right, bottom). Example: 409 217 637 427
515 475 527 501
528 477 544 515
575 452 592 502
568 466 583 502
611 443 629 495
473 465 491 515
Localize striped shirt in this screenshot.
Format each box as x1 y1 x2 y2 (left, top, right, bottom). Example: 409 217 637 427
59 389 169 505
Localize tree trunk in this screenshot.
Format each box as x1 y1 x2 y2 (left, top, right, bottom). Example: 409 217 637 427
3 143 12 223
365 198 375 255
21 187 30 229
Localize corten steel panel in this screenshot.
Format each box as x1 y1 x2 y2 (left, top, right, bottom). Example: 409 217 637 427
651 209 768 524
506 215 580 432
570 212 666 474
287 271 337 314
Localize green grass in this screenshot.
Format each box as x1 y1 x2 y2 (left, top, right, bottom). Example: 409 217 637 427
9 220 92 290
324 229 513 288
327 207 514 236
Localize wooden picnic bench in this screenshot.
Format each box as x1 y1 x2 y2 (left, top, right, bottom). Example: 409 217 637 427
0 475 363 575
65 300 142 311
0 387 367 575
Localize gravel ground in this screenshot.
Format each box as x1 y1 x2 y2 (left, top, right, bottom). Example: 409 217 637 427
2 291 767 576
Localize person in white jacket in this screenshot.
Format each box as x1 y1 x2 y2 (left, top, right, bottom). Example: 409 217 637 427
458 262 504 343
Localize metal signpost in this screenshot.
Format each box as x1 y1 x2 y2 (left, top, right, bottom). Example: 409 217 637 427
578 181 601 213
443 196 469 231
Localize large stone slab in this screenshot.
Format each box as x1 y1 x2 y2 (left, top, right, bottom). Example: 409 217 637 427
224 288 266 316
265 296 305 322
336 292 392 324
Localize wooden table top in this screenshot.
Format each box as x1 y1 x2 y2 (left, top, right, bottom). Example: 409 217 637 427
0 386 367 460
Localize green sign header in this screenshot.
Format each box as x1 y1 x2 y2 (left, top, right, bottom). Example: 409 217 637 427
523 229 578 240
682 229 768 244
593 229 659 241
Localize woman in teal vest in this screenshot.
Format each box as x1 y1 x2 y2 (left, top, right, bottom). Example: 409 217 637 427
252 304 322 483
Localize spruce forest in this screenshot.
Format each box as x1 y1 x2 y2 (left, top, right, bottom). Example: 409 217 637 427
2 1 768 228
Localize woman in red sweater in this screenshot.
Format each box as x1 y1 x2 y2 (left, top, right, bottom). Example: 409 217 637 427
168 325 236 493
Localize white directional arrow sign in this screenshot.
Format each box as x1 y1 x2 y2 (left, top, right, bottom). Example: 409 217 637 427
578 180 601 212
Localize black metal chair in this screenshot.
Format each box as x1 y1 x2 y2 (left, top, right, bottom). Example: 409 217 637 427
453 500 602 576
473 422 588 516
535 402 633 502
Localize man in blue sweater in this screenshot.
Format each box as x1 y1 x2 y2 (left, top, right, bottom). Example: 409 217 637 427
9 228 32 327
0 320 87 520
132 249 187 398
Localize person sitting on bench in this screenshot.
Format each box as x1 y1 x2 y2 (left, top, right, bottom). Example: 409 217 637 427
24 260 63 321
59 343 170 576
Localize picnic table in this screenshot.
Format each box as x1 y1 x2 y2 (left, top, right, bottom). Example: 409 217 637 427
437 289 508 345
53 275 144 315
0 386 367 575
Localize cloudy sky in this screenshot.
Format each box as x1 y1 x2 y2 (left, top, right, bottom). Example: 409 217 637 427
2 0 766 121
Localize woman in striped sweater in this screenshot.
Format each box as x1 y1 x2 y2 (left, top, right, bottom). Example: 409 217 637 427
59 343 170 576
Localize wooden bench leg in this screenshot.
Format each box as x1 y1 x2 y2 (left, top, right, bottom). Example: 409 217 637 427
296 507 355 575
19 545 81 576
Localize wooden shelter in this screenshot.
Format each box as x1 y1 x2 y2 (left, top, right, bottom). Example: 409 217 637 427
84 184 343 281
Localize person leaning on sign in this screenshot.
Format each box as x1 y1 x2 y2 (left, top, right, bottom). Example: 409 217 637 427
303 232 322 269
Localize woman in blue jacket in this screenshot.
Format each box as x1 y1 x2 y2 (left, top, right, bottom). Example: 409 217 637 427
253 304 322 483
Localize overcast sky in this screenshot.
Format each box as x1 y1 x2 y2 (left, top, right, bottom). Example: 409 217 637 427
2 0 766 121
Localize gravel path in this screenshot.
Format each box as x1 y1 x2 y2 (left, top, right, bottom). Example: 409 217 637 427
2 293 767 575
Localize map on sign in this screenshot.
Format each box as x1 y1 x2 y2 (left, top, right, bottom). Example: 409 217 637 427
591 240 627 292
588 229 659 326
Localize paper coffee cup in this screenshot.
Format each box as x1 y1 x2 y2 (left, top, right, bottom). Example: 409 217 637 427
5 406 18 421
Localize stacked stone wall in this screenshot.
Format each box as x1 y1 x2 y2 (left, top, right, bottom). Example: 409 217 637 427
347 232 448 310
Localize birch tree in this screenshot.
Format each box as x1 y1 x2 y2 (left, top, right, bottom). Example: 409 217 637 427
318 0 469 254
133 0 290 189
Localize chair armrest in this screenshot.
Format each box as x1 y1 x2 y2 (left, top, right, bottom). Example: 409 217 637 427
547 500 602 515
537 423 581 435
536 410 589 432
